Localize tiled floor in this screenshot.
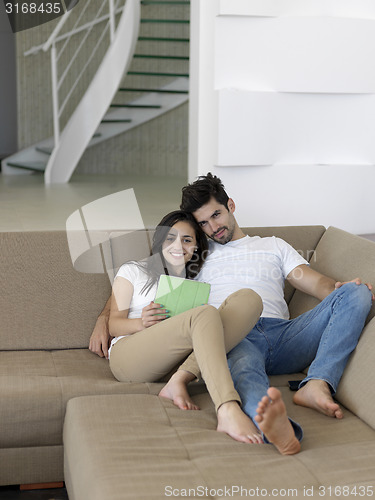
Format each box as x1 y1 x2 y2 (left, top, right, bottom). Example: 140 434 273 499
1 171 374 241
0 171 187 231
1 170 375 237
0 485 68 500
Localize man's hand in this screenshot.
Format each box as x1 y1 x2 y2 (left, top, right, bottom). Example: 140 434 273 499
89 316 112 359
335 278 375 300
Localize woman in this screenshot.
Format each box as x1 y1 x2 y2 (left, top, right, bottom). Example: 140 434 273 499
108 210 263 444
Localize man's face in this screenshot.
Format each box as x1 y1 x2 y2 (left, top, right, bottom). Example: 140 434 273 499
192 197 236 244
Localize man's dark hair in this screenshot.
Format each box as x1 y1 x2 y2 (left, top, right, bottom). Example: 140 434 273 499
180 172 229 213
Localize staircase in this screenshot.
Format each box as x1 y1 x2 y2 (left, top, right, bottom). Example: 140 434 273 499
2 0 190 183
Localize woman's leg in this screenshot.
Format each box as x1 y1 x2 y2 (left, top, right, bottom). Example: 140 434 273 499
110 305 240 408
110 304 262 442
179 289 263 377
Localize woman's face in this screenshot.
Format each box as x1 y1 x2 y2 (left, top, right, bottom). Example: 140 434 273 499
162 221 197 271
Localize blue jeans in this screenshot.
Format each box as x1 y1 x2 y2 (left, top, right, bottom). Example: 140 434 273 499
227 283 372 441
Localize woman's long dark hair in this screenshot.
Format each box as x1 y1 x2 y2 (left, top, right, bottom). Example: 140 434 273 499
136 210 209 294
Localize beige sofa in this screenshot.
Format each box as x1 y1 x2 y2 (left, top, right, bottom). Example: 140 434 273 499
1 226 375 497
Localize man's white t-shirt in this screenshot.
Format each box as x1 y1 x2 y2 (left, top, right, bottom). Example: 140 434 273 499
196 235 308 319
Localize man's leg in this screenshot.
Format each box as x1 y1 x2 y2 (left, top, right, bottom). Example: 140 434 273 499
227 325 269 425
269 283 372 416
228 325 302 453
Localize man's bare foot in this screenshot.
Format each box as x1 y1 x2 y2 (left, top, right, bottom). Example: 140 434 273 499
293 379 343 419
254 387 301 455
159 370 200 410
217 401 263 444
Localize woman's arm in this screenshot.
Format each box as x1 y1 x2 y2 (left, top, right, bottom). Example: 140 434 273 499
109 277 143 336
109 277 169 337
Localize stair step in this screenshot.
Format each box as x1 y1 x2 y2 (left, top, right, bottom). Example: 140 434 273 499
134 54 189 60
119 87 188 94
7 161 46 172
110 103 162 109
34 132 102 156
35 146 53 155
128 71 189 77
138 36 189 43
101 119 132 123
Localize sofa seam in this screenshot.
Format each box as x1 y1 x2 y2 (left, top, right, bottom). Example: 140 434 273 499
158 398 216 489
50 350 65 438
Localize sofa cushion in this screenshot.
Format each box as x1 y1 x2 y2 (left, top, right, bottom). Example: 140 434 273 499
289 226 375 322
0 231 112 350
286 227 375 428
336 317 375 430
64 392 375 500
0 350 153 448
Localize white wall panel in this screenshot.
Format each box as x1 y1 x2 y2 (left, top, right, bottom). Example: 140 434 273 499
217 90 375 166
189 0 375 232
218 0 375 20
215 17 375 93
214 165 375 235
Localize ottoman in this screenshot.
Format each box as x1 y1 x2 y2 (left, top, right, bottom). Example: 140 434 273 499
63 390 375 500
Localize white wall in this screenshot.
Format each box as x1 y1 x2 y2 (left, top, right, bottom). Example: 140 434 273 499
188 0 375 234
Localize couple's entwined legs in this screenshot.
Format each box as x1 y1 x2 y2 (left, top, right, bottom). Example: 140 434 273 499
161 288 264 443
164 289 262 412
111 291 265 443
229 283 372 453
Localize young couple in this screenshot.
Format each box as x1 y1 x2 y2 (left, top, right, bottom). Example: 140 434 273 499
89 173 373 455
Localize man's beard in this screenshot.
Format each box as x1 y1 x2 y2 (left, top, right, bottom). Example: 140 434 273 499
211 225 235 245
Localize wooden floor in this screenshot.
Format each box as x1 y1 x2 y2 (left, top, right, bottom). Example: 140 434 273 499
0 485 68 500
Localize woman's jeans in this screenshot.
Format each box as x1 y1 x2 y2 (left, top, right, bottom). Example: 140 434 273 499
227 283 372 441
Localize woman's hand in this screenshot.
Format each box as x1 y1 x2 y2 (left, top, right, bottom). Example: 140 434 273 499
141 301 170 328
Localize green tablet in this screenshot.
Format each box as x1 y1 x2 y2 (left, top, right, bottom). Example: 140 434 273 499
154 275 211 317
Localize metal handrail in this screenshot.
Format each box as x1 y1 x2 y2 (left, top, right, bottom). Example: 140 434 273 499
42 8 73 53
24 0 122 147
24 5 124 57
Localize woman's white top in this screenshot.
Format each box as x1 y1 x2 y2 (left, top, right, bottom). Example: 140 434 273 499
108 262 157 358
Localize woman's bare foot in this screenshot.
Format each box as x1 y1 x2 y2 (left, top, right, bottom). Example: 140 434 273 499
159 370 200 410
217 401 263 444
254 387 301 455
293 380 343 419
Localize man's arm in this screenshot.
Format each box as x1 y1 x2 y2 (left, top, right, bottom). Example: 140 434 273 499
89 296 112 359
287 264 374 301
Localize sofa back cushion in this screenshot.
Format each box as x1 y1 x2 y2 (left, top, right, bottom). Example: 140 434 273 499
288 227 375 322
0 231 111 350
288 226 375 429
336 316 375 429
0 226 326 351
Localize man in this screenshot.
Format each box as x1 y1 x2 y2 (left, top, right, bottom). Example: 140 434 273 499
89 173 373 455
179 173 373 454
